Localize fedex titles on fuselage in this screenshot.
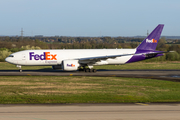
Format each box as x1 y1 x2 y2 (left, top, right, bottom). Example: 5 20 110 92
29 52 57 60
146 39 157 43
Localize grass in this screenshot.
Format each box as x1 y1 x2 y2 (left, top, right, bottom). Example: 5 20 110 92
0 76 180 103
0 61 180 104
1 62 52 70
1 61 180 70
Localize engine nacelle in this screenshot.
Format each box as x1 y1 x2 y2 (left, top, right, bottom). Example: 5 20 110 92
52 65 62 70
62 60 80 71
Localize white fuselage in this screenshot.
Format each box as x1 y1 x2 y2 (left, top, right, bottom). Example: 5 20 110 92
5 49 136 66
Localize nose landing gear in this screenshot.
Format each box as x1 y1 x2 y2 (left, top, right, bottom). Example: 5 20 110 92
16 65 22 72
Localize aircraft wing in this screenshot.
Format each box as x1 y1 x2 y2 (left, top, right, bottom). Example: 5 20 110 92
77 51 173 64
77 53 134 64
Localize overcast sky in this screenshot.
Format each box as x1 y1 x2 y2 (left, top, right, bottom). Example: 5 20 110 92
0 0 179 36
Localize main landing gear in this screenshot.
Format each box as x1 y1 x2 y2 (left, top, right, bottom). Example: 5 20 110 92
79 68 97 73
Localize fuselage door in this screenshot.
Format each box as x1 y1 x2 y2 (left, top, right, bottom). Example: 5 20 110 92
22 54 26 60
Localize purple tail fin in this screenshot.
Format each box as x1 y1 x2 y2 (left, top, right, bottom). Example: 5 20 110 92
137 24 164 51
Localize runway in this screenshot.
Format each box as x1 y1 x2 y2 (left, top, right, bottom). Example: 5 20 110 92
0 69 180 81
0 104 180 120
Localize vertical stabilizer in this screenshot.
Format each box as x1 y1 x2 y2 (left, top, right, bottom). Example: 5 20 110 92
137 24 164 51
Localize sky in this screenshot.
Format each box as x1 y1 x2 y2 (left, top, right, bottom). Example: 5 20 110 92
0 0 180 36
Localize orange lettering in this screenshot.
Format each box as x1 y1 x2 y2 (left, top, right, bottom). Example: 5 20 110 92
152 39 157 43
51 54 57 60
45 52 50 60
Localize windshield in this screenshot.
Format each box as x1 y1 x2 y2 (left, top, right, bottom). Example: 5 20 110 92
8 55 14 57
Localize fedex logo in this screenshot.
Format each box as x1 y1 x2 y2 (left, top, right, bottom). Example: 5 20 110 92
146 39 157 43
29 52 57 60
67 64 75 67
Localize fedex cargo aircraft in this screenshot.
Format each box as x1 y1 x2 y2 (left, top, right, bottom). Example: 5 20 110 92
5 24 168 72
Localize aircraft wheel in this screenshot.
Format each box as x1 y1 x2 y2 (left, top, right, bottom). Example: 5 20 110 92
85 69 90 72
89 69 93 72
93 69 97 73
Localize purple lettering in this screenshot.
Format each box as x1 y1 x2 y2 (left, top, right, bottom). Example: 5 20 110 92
40 52 46 60
34 54 39 60
67 64 71 67
29 52 34 60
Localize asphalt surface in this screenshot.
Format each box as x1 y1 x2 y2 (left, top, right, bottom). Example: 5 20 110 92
0 69 180 81
0 104 180 120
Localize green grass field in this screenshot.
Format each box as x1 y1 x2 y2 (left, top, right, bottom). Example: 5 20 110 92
0 76 180 104
0 61 180 104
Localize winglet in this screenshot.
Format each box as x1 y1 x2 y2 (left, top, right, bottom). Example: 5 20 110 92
137 24 164 51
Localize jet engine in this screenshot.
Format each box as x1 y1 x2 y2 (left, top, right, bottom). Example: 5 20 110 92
62 60 80 71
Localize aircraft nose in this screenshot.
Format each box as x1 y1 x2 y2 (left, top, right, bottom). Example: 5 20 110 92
5 57 10 62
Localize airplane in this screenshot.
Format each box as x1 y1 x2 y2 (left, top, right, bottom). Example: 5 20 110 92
5 24 169 72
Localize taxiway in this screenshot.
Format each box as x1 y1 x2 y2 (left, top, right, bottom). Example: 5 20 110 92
0 69 180 81
0 104 180 120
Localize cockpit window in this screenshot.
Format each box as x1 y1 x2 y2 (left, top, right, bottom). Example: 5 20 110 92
8 55 14 57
